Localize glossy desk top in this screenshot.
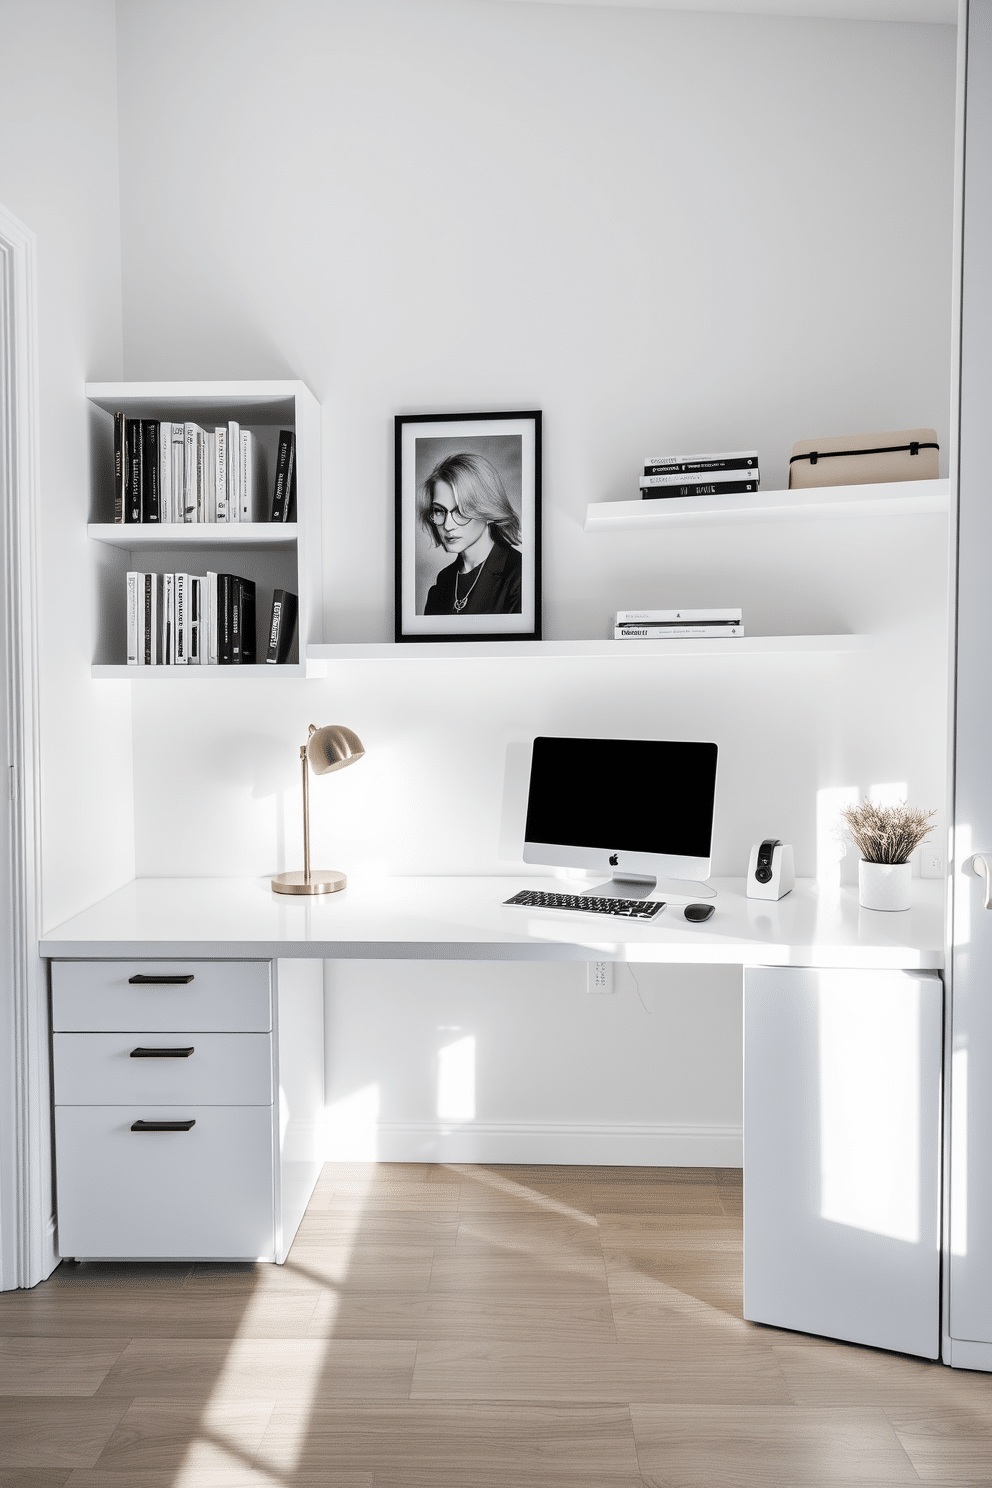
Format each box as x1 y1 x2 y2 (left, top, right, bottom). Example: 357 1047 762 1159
39 876 945 968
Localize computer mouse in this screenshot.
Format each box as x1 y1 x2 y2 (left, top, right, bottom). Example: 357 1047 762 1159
684 902 715 923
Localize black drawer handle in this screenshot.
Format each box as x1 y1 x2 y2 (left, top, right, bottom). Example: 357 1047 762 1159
130 1119 196 1132
128 974 194 985
130 1047 194 1059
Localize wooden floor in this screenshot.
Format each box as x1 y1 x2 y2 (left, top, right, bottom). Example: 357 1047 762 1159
1 1164 991 1487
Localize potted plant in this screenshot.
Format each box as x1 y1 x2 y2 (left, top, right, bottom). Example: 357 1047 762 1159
839 800 936 911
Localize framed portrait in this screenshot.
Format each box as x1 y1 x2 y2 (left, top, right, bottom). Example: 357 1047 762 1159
394 410 542 642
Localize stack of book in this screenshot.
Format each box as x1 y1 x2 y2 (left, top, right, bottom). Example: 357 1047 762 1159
112 419 296 524
614 608 744 640
125 575 298 666
639 449 759 500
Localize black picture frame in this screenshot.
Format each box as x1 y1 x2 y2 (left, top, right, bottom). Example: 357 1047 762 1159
394 410 542 643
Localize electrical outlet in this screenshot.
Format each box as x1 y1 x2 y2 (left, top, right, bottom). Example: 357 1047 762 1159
587 961 615 994
921 847 945 879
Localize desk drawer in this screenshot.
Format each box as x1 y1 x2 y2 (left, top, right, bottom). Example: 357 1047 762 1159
51 961 271 1032
54 1105 275 1260
53 1032 273 1106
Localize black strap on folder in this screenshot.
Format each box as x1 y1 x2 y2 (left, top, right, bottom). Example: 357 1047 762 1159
790 440 938 467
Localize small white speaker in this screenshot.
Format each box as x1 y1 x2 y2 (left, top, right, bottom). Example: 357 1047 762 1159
747 839 795 900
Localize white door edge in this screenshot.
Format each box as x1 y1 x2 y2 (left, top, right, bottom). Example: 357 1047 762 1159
0 203 53 1291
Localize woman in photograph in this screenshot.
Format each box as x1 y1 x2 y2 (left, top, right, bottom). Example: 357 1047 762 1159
418 452 522 615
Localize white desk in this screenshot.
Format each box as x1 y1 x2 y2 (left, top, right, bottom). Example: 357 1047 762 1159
39 874 945 1359
39 874 944 967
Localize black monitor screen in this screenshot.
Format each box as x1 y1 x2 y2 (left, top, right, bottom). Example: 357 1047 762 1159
524 737 718 858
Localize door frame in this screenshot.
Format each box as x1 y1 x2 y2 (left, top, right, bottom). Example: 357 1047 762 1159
0 203 51 1291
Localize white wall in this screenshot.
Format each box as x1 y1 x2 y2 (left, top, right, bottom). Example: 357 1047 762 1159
113 0 956 1162
0 0 134 932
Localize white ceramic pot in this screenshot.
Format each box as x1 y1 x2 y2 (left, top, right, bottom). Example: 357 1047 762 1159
859 859 912 911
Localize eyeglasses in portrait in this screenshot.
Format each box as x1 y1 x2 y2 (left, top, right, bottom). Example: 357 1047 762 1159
394 411 541 642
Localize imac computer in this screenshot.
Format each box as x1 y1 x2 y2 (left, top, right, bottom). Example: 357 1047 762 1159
522 736 719 900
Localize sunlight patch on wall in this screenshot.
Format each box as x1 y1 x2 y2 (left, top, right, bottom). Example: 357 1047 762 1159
323 1083 381 1161
437 1036 476 1122
816 785 859 889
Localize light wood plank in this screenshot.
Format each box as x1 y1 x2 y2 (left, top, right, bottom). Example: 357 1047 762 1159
0 1291 319 1340
595 1216 741 1250
884 1406 992 1481
95 1338 417 1401
257 1401 642 1482
629 1403 921 1485
0 1470 72 1488
292 1212 460 1246
0 1339 127 1397
773 1344 992 1408
91 1399 276 1474
427 1250 611 1296
0 1400 130 1470
66 1470 372 1487
306 1290 618 1343
410 1338 792 1403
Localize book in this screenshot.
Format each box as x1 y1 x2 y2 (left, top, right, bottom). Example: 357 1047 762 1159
225 421 240 523
171 422 185 524
206 572 219 665
141 573 151 663
640 468 759 489
163 573 176 663
642 480 758 498
189 576 202 664
614 625 744 639
141 421 160 522
183 423 200 521
217 573 234 663
644 449 759 470
240 578 256 664
231 578 242 663
266 589 298 664
113 413 126 523
270 430 295 522
126 572 139 663
241 429 261 521
175 573 188 665
616 608 742 623
214 426 228 521
126 419 142 524
205 431 216 522
159 422 172 523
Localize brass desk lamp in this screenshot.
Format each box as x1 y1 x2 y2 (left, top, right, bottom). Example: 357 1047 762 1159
271 724 365 895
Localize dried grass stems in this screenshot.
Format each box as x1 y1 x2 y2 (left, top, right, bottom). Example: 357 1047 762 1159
840 800 936 866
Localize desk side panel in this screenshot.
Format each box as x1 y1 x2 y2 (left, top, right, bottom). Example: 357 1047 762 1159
274 958 325 1262
743 966 942 1358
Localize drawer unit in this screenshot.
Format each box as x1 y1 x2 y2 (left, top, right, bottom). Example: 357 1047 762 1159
49 956 324 1264
53 1032 274 1107
51 960 271 1033
54 1104 275 1260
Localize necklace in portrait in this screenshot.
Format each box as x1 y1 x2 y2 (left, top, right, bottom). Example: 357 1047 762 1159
453 561 485 613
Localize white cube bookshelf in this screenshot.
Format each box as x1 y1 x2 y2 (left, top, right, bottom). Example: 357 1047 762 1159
86 381 321 675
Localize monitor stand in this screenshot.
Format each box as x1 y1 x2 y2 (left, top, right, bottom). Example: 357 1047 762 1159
588 872 717 903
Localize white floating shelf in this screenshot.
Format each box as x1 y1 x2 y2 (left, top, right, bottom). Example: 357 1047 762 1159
306 635 867 663
85 380 301 425
88 523 297 551
584 478 950 533
91 664 306 679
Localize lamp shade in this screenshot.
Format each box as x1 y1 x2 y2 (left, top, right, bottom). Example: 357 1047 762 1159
306 724 365 776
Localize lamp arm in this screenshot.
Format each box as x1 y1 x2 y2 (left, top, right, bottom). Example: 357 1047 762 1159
300 743 311 886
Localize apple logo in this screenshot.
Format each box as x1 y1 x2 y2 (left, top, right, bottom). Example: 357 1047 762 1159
609 853 619 866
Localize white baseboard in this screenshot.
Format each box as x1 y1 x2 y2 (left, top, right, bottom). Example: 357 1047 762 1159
947 1336 992 1372
323 1119 742 1167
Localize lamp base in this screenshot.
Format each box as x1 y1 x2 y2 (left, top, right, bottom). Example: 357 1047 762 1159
271 870 347 896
